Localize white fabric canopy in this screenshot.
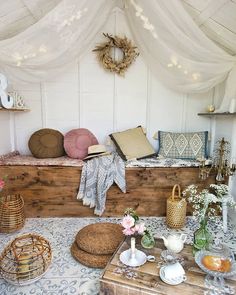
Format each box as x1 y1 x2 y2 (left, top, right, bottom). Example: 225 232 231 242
125 0 236 112
0 0 117 82
0 0 235 111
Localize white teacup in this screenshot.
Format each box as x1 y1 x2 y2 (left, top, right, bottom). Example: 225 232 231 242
163 262 186 281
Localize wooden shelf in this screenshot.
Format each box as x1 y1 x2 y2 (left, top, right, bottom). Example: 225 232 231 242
198 112 236 116
0 107 29 112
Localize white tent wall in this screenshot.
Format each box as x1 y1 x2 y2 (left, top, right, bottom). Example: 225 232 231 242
5 8 213 155
0 112 11 154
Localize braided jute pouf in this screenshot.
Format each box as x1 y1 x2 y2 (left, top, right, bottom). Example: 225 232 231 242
71 242 111 268
75 223 123 255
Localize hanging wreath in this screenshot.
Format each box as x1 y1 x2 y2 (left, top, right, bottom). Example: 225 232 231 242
93 33 139 76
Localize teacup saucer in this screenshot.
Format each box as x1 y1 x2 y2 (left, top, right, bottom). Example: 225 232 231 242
159 266 186 285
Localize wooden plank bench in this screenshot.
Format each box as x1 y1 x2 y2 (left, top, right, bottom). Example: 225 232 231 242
0 165 217 217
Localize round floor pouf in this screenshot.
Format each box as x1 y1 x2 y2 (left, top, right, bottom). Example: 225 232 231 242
0 233 52 286
0 194 25 233
75 223 123 255
71 242 111 268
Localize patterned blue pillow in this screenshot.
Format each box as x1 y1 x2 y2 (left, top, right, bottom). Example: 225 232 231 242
158 131 208 160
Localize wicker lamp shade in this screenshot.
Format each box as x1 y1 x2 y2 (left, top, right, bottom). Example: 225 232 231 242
0 233 52 286
0 194 25 233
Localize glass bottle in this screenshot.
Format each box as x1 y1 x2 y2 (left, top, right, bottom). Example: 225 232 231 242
193 218 212 256
141 232 155 249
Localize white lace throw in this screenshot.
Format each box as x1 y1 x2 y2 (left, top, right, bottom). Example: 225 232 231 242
77 153 126 216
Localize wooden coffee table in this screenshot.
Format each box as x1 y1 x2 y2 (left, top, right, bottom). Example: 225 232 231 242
100 238 236 295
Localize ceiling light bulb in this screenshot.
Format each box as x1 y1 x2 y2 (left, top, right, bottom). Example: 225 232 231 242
153 33 158 39
192 73 199 80
39 45 47 53
171 56 178 66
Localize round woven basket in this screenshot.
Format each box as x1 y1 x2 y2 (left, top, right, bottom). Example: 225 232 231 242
0 194 25 233
166 184 187 229
0 233 52 286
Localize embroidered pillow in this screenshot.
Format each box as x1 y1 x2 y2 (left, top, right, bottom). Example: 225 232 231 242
158 131 208 160
110 126 156 161
28 128 65 158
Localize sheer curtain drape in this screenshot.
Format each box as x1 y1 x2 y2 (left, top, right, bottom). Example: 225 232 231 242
0 0 117 82
0 0 235 111
124 0 236 111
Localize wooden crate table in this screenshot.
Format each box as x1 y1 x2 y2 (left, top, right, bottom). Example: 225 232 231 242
100 238 236 295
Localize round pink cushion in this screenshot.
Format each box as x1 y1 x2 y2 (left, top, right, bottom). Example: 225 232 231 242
64 129 98 159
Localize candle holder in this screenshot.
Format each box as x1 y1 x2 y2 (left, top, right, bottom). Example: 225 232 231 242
198 158 212 180
198 138 236 181
119 237 147 267
213 138 236 182
0 233 52 286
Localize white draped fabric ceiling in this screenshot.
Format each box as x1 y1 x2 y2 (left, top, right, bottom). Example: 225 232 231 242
0 0 236 111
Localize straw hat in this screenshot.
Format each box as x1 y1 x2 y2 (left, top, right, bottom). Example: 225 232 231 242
83 144 110 160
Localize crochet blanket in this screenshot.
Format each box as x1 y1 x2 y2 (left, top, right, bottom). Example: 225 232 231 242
77 153 126 215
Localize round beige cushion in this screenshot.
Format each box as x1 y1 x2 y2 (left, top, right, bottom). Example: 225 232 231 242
76 223 123 255
71 242 111 268
28 128 64 158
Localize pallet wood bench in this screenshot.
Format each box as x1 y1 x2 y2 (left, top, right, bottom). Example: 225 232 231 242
0 163 217 217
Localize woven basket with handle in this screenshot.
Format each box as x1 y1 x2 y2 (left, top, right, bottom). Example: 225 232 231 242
166 184 187 229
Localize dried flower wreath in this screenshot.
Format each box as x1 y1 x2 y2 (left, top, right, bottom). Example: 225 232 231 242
93 33 139 76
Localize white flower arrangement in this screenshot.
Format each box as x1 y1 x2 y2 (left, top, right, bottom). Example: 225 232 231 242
182 184 236 221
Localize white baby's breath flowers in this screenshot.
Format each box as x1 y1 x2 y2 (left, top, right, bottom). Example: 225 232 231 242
182 184 236 222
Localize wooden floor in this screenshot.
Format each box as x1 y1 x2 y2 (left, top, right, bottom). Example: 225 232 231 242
0 165 217 217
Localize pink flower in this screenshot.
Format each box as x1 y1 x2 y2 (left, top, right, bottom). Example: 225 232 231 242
122 227 136 236
121 215 135 229
135 223 146 234
0 179 4 190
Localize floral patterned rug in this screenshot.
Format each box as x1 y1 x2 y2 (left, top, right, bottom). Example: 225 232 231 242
0 217 235 295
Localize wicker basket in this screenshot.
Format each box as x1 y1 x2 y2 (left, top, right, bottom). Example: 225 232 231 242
0 194 25 233
0 233 52 286
166 184 187 229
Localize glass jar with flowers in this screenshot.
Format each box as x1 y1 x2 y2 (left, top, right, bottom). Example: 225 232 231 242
183 184 236 255
121 208 155 249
